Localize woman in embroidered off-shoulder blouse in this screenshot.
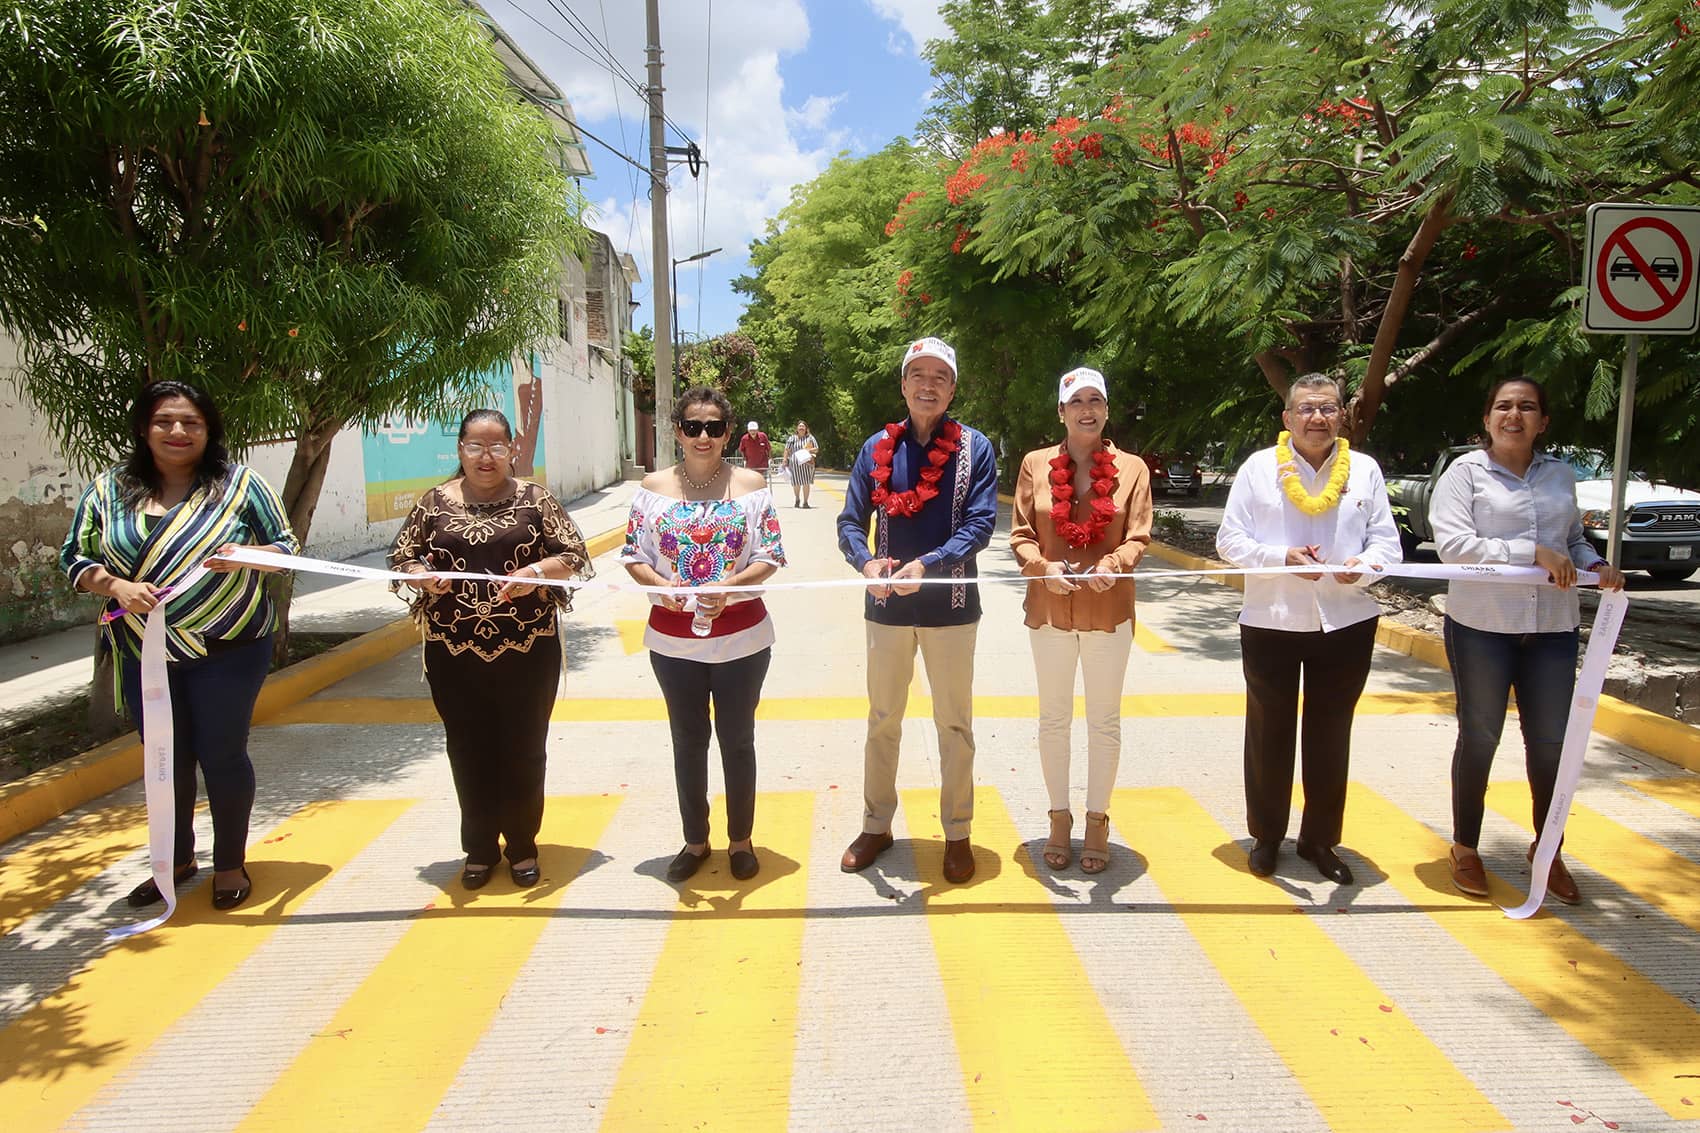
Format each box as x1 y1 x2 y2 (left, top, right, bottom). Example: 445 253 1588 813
390 409 592 890
621 386 786 884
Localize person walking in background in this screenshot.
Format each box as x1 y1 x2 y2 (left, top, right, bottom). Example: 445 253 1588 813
622 387 786 883
1010 367 1152 873
1430 376 1625 904
836 337 999 884
62 381 298 912
738 420 771 482
1216 373 1402 886
784 420 820 508
390 409 593 891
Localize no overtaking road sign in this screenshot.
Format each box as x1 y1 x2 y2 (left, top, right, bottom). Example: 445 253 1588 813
1582 203 1700 335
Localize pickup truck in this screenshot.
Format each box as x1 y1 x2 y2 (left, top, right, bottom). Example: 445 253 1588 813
1385 446 1700 582
1141 452 1202 497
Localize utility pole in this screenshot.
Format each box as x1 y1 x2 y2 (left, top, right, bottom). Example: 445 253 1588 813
645 0 674 468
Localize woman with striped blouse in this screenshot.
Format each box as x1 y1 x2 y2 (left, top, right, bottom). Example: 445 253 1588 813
63 381 298 911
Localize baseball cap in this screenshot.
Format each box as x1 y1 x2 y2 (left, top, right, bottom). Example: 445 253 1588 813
900 337 957 381
747 421 759 431
1058 367 1108 406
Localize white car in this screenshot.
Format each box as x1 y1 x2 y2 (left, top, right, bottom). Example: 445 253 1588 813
1561 449 1700 582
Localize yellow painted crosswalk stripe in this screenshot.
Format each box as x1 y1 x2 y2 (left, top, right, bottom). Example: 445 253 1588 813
237 794 621 1132
908 786 1158 1131
0 803 149 936
1486 782 1700 936
1121 786 1504 1132
600 791 815 1131
0 798 410 1130
1348 784 1700 1119
616 618 647 655
1132 621 1174 653
1624 776 1700 821
269 690 1455 727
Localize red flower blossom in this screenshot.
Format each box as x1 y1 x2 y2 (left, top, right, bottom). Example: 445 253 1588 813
919 293 932 305
896 269 914 295
1051 138 1076 166
1232 190 1249 211
1079 133 1104 160
1462 242 1479 260
1261 206 1277 219
1050 116 1085 137
950 225 974 254
1010 148 1029 173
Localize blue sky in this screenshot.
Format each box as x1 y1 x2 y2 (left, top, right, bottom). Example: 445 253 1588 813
477 1 950 341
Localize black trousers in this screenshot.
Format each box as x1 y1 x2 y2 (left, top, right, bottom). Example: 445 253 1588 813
425 635 560 865
650 648 772 845
1239 617 1377 847
121 634 272 872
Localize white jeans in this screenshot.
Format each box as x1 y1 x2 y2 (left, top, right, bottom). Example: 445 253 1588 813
1028 621 1133 814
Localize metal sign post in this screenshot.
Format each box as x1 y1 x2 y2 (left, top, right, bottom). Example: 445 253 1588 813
1606 334 1639 568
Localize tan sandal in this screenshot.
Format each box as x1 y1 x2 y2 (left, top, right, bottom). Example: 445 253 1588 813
1080 812 1111 874
1042 809 1072 870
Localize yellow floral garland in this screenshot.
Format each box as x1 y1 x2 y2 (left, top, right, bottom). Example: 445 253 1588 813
1275 431 1350 516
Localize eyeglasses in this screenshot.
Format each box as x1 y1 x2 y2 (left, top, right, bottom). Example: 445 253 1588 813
459 442 512 458
1290 403 1341 420
680 419 729 438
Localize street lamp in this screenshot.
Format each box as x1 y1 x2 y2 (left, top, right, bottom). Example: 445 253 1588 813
670 247 721 382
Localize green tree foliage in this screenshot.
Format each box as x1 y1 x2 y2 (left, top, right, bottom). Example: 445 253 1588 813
0 0 585 542
739 0 1700 481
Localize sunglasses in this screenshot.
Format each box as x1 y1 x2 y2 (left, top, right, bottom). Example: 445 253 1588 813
680 419 729 438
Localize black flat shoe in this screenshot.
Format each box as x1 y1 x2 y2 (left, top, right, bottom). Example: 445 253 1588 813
666 846 710 882
509 862 541 887
461 863 495 890
729 848 760 881
212 867 252 911
1297 840 1354 885
1248 839 1279 877
126 862 198 908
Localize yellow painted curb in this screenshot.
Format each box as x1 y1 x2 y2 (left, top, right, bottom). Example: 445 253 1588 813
0 517 631 846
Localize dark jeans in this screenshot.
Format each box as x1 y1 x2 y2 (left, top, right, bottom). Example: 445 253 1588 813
1239 617 1377 847
650 648 772 845
120 634 272 872
1443 617 1578 849
425 635 560 865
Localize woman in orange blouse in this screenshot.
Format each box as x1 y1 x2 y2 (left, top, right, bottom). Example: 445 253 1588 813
1010 368 1152 873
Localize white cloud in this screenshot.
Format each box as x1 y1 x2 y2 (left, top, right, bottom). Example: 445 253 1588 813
481 0 836 332
863 0 949 55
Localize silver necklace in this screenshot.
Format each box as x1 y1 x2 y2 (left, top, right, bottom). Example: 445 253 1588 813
678 461 726 492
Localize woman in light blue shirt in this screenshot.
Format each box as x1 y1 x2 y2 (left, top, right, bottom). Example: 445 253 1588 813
1431 377 1624 904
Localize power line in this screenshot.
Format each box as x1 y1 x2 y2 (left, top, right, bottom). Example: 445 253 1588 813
697 0 712 338
598 0 641 257
536 0 694 145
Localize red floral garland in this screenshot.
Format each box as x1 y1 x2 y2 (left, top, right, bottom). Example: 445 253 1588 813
870 418 963 517
1048 445 1119 548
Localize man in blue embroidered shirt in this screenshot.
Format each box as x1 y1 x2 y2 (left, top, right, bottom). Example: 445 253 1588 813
835 337 999 883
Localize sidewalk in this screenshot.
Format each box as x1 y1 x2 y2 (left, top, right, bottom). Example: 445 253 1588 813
1 473 1697 1131
0 478 641 729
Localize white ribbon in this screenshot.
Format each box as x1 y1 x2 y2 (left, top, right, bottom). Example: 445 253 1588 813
1505 587 1630 920
218 546 1591 595
109 566 208 940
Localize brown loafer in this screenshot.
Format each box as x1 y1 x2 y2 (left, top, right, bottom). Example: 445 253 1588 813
942 837 975 884
1528 842 1581 905
840 831 893 873
1448 845 1489 897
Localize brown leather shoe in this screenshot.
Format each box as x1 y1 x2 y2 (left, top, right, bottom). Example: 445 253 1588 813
942 838 975 884
1448 845 1489 897
1529 842 1581 905
840 831 893 873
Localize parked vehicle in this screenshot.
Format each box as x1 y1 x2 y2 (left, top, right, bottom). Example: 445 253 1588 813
1386 446 1700 582
1142 452 1202 497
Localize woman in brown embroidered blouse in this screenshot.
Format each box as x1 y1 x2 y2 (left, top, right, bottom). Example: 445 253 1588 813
1009 368 1152 875
389 409 592 890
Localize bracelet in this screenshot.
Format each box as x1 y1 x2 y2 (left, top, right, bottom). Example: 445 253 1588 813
530 562 545 578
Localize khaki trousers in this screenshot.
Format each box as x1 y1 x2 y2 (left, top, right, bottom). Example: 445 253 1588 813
863 620 978 839
1028 621 1133 815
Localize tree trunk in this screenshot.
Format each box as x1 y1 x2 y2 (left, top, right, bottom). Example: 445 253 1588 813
1350 191 1455 443
270 418 343 665
85 637 127 743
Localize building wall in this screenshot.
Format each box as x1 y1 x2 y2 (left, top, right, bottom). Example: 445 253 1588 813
0 338 97 643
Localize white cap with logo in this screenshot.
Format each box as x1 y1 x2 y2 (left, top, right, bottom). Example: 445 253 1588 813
900 336 957 381
1058 366 1108 406
747 421 759 432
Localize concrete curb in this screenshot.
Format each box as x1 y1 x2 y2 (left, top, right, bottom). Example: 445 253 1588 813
0 519 633 846
1144 539 1700 774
